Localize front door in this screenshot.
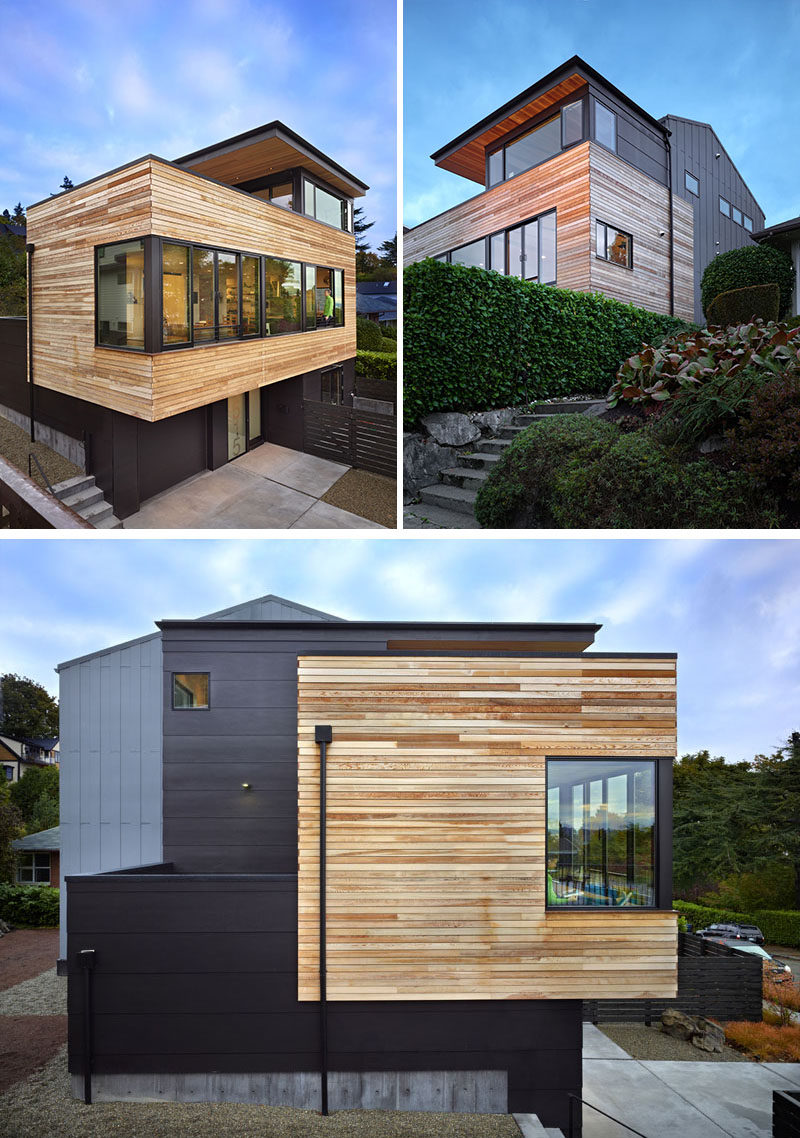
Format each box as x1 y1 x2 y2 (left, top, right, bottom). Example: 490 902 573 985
266 375 304 451
227 389 264 461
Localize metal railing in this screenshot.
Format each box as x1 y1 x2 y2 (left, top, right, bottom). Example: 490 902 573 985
28 451 55 495
568 1094 651 1138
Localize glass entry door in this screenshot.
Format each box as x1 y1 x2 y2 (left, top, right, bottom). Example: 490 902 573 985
248 389 262 443
227 389 264 461
508 220 539 280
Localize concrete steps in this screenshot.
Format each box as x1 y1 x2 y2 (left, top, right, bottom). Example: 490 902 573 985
416 482 477 515
52 474 121 529
403 501 481 529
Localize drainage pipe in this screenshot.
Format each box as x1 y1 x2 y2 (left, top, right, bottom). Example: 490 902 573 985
79 948 96 1104
314 724 333 1116
26 243 35 441
664 134 675 317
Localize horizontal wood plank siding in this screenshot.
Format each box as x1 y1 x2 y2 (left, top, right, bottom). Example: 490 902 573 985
590 144 694 321
297 655 678 1002
404 143 592 295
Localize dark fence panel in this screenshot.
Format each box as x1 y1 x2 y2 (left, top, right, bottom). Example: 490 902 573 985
354 375 396 407
303 399 396 478
774 1090 800 1138
583 933 763 1024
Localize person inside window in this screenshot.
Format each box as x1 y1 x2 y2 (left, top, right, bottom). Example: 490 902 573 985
323 288 334 326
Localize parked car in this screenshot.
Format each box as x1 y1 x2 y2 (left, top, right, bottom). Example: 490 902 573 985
717 939 792 982
735 924 765 945
697 922 765 944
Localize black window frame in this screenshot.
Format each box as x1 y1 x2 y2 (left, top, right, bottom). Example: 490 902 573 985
595 219 633 270
302 171 354 233
485 94 588 189
593 99 617 154
544 754 672 912
436 208 557 286
94 237 149 353
684 170 700 197
172 672 210 710
321 364 344 405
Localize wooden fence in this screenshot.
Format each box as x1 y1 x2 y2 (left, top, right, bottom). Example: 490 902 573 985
583 933 763 1024
303 399 396 478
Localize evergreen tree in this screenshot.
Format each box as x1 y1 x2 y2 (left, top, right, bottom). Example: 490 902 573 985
59 175 74 191
0 779 23 884
751 732 800 908
353 206 374 254
9 766 59 829
378 233 397 267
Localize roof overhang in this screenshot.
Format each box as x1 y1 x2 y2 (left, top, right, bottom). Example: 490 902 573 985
752 215 800 242
174 121 368 199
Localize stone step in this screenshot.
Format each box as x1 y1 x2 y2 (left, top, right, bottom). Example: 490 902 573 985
403 502 480 529
61 485 104 511
94 513 123 530
496 424 529 438
80 498 114 525
512 1113 555 1137
474 438 514 454
458 450 505 468
52 474 95 501
440 466 490 488
531 399 607 414
417 482 477 517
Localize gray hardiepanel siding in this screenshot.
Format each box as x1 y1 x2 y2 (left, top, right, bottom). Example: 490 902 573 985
662 116 765 323
586 80 668 188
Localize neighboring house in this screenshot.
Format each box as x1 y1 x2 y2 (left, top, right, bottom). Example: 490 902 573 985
753 215 800 316
22 123 367 520
11 826 60 887
60 595 677 1129
405 56 764 324
356 280 397 324
0 221 25 239
0 733 59 783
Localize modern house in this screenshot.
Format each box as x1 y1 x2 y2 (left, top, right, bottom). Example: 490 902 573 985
19 123 366 519
60 594 678 1130
0 733 59 783
11 825 60 887
754 215 800 316
404 56 764 323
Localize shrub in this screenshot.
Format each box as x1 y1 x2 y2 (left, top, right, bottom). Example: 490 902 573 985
474 416 618 528
651 366 772 447
356 316 383 351
355 350 396 383
727 370 800 507
404 259 688 426
701 244 794 319
381 323 397 340
379 337 397 354
608 320 800 411
764 976 800 1019
725 1022 800 1062
706 282 780 327
549 431 775 529
0 883 59 927
673 901 800 947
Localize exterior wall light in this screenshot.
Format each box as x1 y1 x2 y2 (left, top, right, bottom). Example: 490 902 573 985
241 782 253 791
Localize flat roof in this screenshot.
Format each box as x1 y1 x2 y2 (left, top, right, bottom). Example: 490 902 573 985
157 620 603 633
753 215 800 240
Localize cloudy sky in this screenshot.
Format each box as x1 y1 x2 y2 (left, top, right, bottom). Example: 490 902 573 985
0 0 396 248
404 0 800 229
1 536 797 765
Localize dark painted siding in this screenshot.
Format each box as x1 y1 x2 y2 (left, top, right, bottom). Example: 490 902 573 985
662 117 765 322
586 79 668 188
67 872 582 1128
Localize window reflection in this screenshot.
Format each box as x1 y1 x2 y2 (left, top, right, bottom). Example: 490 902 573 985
162 243 190 345
265 258 302 334
96 240 145 349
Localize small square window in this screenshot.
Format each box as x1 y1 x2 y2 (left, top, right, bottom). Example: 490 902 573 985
719 197 731 218
17 852 50 885
596 220 632 268
732 206 743 226
685 171 699 196
173 673 210 709
743 214 753 232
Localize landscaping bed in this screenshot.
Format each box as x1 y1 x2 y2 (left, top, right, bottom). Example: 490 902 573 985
598 1022 747 1063
0 929 60 989
0 415 80 490
322 469 396 527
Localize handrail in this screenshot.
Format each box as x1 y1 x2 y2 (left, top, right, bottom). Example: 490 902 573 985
569 1093 651 1138
28 451 54 495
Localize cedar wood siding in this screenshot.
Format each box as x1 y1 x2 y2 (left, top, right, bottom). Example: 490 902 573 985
25 158 356 423
297 654 678 1002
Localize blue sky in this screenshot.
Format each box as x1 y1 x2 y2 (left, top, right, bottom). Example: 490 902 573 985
0 0 396 247
404 0 800 229
1 537 797 765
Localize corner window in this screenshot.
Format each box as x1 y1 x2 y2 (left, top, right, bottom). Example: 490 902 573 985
303 177 352 232
719 196 731 218
488 149 504 188
547 758 656 908
594 101 617 152
561 100 583 148
17 852 50 884
685 171 700 196
162 243 191 345
596 220 632 268
332 269 344 327
173 673 209 709
732 206 743 226
96 240 145 350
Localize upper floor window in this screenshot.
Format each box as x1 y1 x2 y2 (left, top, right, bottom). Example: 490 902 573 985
594 100 617 152
487 98 586 188
96 240 145 351
546 758 656 908
596 220 632 268
303 177 352 232
743 214 753 232
719 196 731 218
685 171 700 196
732 206 743 226
173 673 209 709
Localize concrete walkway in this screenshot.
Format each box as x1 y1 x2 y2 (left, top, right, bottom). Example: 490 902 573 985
123 443 384 529
582 1024 800 1137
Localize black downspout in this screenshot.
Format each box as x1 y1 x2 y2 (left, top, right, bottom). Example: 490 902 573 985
315 724 333 1117
79 948 96 1104
664 133 675 317
26 243 34 442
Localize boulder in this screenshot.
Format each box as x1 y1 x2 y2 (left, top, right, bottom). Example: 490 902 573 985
660 1008 696 1041
699 435 729 454
691 1017 725 1053
403 433 454 496
421 412 481 447
469 408 517 435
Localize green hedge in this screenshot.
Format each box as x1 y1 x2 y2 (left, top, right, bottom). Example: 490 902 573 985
404 259 688 426
701 244 794 319
707 283 780 327
674 900 800 948
356 316 383 350
356 350 396 382
0 883 59 927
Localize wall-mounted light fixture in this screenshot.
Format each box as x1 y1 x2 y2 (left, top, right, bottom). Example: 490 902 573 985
241 782 253 791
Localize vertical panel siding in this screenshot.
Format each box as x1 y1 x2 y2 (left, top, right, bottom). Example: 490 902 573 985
297 655 678 1002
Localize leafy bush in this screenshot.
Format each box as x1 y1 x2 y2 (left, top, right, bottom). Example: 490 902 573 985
700 864 797 914
651 367 772 447
701 244 794 318
706 283 780 327
355 350 396 382
379 337 397 354
356 316 383 351
726 370 800 507
725 1022 800 1062
673 901 800 947
0 883 59 927
608 320 800 411
474 416 617 528
404 259 688 426
381 323 397 340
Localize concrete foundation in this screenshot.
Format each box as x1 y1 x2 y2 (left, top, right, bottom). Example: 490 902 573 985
0 403 85 469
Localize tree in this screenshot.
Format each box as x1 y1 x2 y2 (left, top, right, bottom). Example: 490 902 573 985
378 233 397 268
353 206 374 254
1 209 10 223
9 766 59 830
28 791 59 835
750 731 800 908
59 176 74 192
0 779 23 883
11 203 25 228
0 675 59 739
0 235 27 315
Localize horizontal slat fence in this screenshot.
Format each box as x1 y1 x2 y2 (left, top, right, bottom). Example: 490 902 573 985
303 399 396 477
583 933 763 1023
774 1090 800 1138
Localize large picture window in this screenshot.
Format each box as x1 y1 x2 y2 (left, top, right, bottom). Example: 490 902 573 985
441 209 556 285
265 258 302 335
96 240 145 349
303 177 353 232
305 265 344 330
487 98 586 188
546 758 656 908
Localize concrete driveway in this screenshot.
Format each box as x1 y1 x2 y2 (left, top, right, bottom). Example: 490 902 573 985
583 1024 800 1137
123 443 384 529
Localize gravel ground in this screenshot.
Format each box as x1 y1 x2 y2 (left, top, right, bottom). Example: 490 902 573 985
0 930 60 990
0 968 66 1015
0 1049 520 1138
0 415 80 489
321 470 397 528
599 1022 748 1062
